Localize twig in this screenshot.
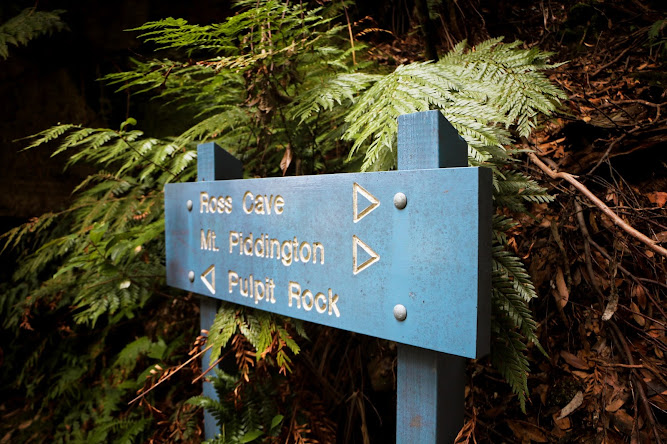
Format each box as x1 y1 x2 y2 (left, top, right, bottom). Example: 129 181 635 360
191 349 231 383
593 361 644 369
588 133 627 175
128 344 213 405
341 0 356 65
529 153 667 259
575 200 606 310
611 99 666 108
590 44 634 76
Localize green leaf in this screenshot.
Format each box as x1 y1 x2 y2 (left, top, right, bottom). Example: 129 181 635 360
270 414 284 431
239 429 264 443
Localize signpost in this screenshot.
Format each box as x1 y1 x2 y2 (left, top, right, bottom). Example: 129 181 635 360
165 110 491 442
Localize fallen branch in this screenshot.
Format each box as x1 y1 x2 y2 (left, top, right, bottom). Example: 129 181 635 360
529 153 667 259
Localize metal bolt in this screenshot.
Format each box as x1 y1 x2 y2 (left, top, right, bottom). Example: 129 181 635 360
188 271 195 282
393 192 407 210
393 304 407 321
186 200 193 211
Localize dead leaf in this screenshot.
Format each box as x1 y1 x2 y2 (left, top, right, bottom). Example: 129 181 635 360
571 370 591 379
633 285 647 309
602 290 619 321
654 230 667 244
279 145 292 176
612 409 636 434
605 397 626 413
507 420 548 443
557 391 584 419
18 419 33 430
454 412 477 444
649 390 667 411
630 302 645 327
555 267 569 308
552 412 571 430
647 191 667 208
535 384 549 405
560 350 589 370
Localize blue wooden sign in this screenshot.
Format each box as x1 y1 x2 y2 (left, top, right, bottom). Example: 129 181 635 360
165 164 491 358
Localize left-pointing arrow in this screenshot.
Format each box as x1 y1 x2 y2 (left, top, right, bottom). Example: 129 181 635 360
201 264 215 294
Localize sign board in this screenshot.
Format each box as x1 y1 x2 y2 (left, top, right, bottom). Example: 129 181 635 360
165 166 491 358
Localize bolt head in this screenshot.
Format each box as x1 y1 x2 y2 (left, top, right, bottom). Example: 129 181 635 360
188 271 195 282
393 192 407 209
393 304 407 321
186 200 193 211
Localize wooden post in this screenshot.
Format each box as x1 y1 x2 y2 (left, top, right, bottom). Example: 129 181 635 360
196 142 243 440
396 110 470 443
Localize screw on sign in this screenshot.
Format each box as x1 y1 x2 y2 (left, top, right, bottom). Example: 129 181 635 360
164 111 491 442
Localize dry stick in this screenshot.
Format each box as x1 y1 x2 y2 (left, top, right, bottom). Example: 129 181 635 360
341 0 356 65
574 201 607 305
529 153 667 259
588 133 627 175
590 44 635 77
128 344 213 405
611 99 666 108
191 348 232 384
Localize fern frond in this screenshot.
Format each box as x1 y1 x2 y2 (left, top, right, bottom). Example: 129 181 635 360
208 305 240 363
289 73 381 123
494 169 553 213
491 317 530 412
0 8 66 59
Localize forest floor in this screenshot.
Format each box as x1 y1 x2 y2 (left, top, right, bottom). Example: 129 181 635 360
452 2 667 442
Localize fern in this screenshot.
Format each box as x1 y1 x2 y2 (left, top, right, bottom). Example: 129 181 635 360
491 317 531 411
189 369 284 444
343 39 565 171
0 8 66 59
208 304 240 363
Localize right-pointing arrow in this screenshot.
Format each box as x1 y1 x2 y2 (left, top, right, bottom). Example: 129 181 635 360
353 235 380 275
353 183 380 223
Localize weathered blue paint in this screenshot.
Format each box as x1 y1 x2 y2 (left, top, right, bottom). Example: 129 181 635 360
397 345 466 443
196 142 243 440
165 163 490 358
395 110 488 443
199 297 219 440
